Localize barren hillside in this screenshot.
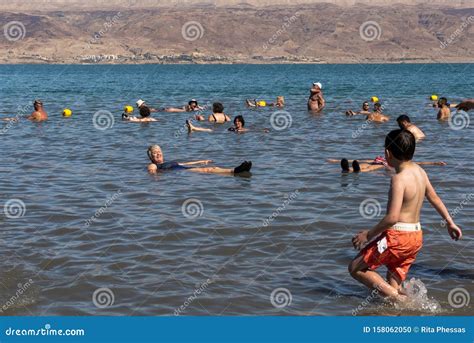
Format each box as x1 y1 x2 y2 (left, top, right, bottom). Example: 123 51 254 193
0 3 473 63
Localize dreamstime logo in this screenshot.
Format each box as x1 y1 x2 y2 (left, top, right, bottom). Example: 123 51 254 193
270 288 292 309
0 279 34 314
3 21 26 42
181 198 204 219
84 189 122 228
93 110 115 131
352 286 381 316
440 16 474 49
359 21 382 42
352 118 374 139
181 21 204 42
262 190 299 227
449 110 470 131
447 287 470 308
359 198 381 219
3 199 26 219
174 278 213 316
440 193 473 228
88 12 122 46
270 110 292 131
92 287 115 308
263 12 301 50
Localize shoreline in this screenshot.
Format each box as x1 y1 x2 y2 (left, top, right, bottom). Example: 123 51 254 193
1 58 473 65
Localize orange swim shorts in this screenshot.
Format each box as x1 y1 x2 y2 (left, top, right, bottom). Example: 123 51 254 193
361 225 423 281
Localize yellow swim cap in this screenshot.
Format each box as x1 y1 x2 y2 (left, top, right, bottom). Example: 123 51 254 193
62 109 72 117
371 96 379 103
124 105 134 113
257 100 267 107
430 95 438 101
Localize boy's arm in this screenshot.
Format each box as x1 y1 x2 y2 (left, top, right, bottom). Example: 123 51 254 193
352 176 404 249
425 174 462 240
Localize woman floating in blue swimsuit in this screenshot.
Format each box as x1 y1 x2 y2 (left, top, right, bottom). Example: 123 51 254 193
147 145 252 176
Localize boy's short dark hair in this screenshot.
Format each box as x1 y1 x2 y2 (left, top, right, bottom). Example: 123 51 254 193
212 102 224 113
385 129 416 161
396 115 411 124
189 100 198 106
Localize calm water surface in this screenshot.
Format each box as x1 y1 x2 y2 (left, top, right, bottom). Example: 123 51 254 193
0 64 472 316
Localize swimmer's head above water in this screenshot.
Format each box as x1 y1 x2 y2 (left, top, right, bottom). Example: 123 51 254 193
212 102 224 113
147 145 163 164
438 97 449 108
362 101 370 111
34 99 43 110
396 115 411 129
234 115 245 130
188 99 198 108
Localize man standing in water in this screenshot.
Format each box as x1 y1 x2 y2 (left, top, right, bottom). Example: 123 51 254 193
27 100 48 121
307 82 325 112
437 97 451 121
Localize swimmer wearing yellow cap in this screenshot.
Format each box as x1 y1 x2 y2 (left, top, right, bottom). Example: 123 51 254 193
62 108 72 117
122 104 157 122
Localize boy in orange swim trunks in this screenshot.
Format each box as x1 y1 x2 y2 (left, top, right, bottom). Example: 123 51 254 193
348 129 462 301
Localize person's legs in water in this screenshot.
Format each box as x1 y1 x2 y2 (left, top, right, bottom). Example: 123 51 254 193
348 255 406 301
341 158 350 172
339 159 385 173
188 161 252 175
186 120 213 133
352 160 361 173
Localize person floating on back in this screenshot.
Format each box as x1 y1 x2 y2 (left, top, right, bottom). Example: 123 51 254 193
307 82 325 112
396 115 425 141
246 96 285 108
164 99 204 113
147 145 252 176
348 129 462 302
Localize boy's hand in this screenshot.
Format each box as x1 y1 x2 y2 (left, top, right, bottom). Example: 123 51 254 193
447 222 462 241
352 230 369 250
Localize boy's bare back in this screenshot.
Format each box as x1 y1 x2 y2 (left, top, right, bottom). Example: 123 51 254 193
391 162 427 224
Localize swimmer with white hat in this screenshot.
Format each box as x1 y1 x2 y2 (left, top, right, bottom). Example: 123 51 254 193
308 82 325 112
136 99 159 119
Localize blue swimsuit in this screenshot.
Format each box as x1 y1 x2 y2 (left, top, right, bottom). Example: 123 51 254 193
156 161 190 171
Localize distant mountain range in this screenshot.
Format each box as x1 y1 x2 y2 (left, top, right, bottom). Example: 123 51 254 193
0 2 473 63
1 0 473 10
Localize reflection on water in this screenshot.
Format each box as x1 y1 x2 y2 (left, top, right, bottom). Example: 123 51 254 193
0 64 472 316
